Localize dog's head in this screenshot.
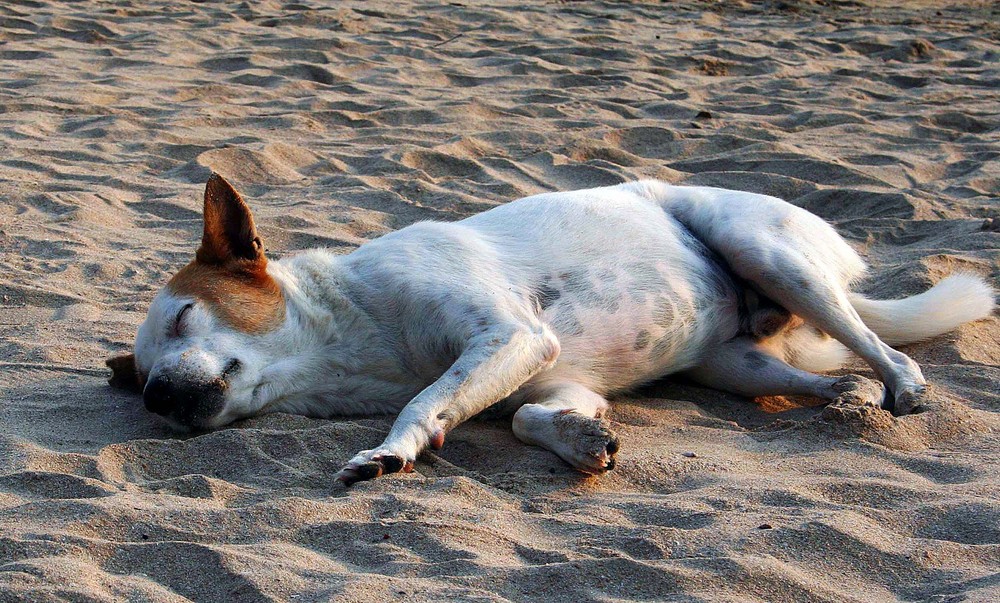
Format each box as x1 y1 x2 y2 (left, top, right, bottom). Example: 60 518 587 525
108 174 288 430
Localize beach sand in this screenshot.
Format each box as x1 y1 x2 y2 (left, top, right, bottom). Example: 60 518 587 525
1 1 998 601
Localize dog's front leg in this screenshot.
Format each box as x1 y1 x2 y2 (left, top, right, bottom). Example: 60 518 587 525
335 324 560 486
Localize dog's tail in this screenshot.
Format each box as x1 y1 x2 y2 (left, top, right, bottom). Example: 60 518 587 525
849 273 995 346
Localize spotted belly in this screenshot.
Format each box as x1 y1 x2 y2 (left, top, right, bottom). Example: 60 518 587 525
534 259 741 394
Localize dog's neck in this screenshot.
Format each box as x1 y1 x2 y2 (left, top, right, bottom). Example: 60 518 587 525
269 250 364 341
256 250 423 416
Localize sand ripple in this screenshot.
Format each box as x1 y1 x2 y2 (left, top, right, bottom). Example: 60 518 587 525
1 1 998 601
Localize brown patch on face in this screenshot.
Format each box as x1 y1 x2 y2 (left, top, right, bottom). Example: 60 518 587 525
166 173 286 334
168 261 285 334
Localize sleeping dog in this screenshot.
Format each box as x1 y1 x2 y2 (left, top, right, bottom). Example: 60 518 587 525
107 174 995 485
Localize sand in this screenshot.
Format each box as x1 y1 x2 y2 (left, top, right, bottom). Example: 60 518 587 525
1 0 998 601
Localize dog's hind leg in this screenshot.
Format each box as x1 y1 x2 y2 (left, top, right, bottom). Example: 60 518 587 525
717 242 924 413
646 185 927 414
686 336 885 407
511 381 620 474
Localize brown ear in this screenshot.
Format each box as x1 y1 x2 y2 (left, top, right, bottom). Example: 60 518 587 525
197 173 266 266
106 353 144 393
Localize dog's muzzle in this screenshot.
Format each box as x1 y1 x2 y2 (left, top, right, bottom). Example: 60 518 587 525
143 373 227 427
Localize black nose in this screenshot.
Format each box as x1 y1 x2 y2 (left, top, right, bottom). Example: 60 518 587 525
142 373 227 425
144 374 207 417
143 374 176 416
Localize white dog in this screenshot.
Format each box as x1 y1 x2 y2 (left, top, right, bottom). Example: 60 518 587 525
107 174 995 485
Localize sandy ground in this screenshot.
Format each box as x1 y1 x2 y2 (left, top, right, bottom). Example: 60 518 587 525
1 1 998 601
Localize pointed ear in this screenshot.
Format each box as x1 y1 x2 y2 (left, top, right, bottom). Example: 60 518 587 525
106 353 144 393
196 173 266 265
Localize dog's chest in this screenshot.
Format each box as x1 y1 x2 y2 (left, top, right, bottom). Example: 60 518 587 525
308 349 430 416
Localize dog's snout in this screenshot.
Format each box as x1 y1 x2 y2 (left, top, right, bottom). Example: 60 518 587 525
143 373 225 422
143 374 175 416
142 375 219 416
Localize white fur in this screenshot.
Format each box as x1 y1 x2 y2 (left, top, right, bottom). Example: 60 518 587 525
849 274 996 346
133 181 996 480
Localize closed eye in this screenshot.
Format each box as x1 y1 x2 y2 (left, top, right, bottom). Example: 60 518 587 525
172 303 194 337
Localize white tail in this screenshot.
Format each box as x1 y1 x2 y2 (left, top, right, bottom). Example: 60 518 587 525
849 273 996 346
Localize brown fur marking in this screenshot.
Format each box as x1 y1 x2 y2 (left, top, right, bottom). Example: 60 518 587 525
167 173 286 334
106 353 146 392
198 174 263 265
168 260 285 335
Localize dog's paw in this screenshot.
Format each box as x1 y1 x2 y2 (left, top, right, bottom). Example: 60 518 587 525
551 411 620 475
892 384 931 416
335 415 450 486
335 449 415 487
822 374 895 426
830 374 886 408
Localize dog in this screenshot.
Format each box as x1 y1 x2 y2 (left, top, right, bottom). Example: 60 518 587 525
107 174 995 485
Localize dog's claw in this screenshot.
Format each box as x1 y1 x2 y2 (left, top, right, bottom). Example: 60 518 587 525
377 454 405 474
606 435 621 456
545 412 620 475
357 462 382 481
336 451 412 487
430 430 445 450
334 467 363 487
893 385 929 416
